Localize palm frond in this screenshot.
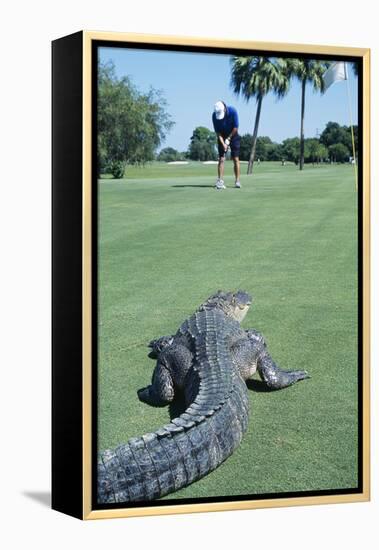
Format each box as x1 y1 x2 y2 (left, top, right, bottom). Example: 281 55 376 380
230 56 291 102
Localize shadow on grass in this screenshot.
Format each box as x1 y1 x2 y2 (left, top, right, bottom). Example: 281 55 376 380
171 184 215 188
246 379 274 393
169 392 187 419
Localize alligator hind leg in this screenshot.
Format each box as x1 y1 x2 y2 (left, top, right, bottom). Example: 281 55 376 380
257 350 309 390
241 329 309 389
137 362 175 406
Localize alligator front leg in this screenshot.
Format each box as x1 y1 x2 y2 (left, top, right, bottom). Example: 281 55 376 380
137 362 175 406
257 350 310 389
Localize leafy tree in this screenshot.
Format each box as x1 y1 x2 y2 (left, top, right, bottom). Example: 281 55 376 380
255 136 273 160
240 135 281 162
256 137 282 161
230 57 290 174
188 126 217 161
284 59 330 170
353 125 358 154
320 122 349 148
304 139 328 165
266 141 282 161
328 143 350 163
281 137 301 164
108 160 125 179
239 134 253 161
98 61 174 177
157 147 180 162
304 139 319 165
316 143 328 163
320 121 358 157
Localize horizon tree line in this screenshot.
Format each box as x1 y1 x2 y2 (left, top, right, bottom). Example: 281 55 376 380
158 121 357 165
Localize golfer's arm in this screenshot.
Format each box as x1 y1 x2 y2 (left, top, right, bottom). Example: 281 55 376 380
227 128 238 140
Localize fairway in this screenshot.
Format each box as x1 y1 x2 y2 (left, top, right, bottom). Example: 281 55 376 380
98 161 358 500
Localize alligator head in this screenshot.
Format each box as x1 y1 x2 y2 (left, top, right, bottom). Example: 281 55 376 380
198 290 252 322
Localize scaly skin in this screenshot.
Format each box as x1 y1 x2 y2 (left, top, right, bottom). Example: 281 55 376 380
97 291 309 503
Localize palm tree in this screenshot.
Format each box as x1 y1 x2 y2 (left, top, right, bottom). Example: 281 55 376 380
284 59 329 170
230 57 290 174
351 61 359 77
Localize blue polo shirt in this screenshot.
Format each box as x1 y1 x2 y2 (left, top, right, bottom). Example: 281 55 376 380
212 105 239 137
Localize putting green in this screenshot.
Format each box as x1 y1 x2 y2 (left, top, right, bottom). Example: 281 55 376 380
98 161 358 500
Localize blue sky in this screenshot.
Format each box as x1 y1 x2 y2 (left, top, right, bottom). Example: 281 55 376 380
99 47 358 152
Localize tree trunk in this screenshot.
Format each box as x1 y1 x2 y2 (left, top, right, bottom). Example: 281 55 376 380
247 95 263 175
299 79 306 171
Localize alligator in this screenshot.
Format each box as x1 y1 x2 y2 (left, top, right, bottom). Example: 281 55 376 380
97 290 309 504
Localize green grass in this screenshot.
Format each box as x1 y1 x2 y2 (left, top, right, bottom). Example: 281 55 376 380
98 161 358 499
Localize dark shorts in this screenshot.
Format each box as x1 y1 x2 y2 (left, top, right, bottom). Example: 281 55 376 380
218 134 241 159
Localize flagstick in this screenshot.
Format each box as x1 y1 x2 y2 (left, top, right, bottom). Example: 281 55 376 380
345 63 358 191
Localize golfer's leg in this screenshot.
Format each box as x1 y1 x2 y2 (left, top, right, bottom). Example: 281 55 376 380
231 135 241 187
233 157 240 182
218 156 225 180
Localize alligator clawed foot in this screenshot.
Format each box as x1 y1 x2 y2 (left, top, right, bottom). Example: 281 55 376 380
137 385 172 407
137 386 152 404
290 370 310 383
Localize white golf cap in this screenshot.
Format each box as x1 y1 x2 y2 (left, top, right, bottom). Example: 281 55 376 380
214 101 226 120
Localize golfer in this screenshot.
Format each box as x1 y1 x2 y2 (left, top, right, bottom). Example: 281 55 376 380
212 100 241 189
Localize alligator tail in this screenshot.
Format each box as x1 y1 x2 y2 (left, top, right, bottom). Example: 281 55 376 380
98 372 249 503
98 309 250 504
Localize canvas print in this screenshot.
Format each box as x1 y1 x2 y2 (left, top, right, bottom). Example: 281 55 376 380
95 44 360 506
